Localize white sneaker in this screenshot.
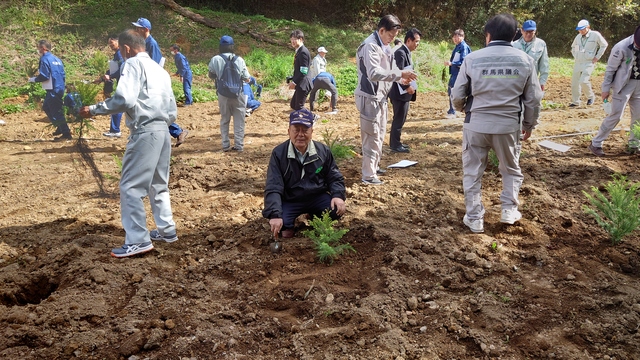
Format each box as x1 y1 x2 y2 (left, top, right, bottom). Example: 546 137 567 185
463 215 484 233
445 113 456 119
500 209 522 224
103 131 122 138
326 109 338 115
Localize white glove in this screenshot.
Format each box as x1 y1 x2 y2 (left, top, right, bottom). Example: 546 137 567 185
28 77 36 83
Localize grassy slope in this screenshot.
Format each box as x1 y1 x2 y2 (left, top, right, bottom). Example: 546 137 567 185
0 0 605 112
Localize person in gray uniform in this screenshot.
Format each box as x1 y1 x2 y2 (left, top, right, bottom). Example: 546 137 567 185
588 26 640 156
79 30 179 257
452 13 543 233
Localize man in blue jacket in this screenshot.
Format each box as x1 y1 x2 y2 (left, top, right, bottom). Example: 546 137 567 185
244 76 262 116
263 108 346 239
132 18 189 146
93 35 124 138
309 71 338 114
445 29 471 119
170 44 193 106
29 39 70 141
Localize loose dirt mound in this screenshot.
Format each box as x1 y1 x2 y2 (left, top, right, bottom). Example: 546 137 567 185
1 76 640 359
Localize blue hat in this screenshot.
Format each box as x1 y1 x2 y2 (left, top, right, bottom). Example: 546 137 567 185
289 109 315 127
220 35 234 45
132 18 152 30
522 20 536 31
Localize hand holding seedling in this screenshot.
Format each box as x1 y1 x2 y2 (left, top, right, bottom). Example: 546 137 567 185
78 106 92 119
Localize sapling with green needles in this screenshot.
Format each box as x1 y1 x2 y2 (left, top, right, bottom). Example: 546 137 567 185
301 210 354 264
583 174 640 245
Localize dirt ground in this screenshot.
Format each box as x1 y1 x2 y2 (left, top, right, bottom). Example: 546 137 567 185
1 75 640 360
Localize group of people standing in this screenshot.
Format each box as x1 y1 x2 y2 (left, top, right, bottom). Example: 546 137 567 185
28 12 640 254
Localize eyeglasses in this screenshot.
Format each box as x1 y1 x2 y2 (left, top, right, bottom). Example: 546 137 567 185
291 126 312 134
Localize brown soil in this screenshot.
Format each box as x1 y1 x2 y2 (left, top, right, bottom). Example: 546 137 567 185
1 75 640 359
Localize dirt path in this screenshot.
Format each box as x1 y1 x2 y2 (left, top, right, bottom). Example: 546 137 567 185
1 76 640 359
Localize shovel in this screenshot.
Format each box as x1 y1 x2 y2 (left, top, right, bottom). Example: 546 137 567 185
270 233 282 254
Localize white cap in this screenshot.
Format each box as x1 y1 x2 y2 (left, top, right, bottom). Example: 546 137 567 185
317 46 328 53
576 19 589 30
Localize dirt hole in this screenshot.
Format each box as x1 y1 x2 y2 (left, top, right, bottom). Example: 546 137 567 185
1 275 59 306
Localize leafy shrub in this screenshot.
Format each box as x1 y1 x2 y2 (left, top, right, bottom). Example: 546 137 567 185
0 104 23 114
302 211 354 264
243 49 292 89
583 174 640 245
87 51 108 76
335 65 357 96
488 148 499 168
321 128 355 161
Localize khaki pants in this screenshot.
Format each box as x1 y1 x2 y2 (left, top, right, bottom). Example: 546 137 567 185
571 61 596 105
592 80 640 148
462 128 522 220
356 95 388 181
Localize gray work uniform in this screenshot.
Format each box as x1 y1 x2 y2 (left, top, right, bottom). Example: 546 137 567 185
592 35 640 148
452 41 543 220
90 52 178 244
570 30 608 105
354 31 404 181
512 36 550 86
208 53 250 150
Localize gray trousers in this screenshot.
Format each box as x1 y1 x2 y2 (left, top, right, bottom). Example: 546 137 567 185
218 93 246 150
592 80 640 148
120 128 175 244
309 77 338 111
462 128 523 220
571 61 596 104
356 95 388 181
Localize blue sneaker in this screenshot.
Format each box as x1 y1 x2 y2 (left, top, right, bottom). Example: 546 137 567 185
111 242 154 258
149 229 178 243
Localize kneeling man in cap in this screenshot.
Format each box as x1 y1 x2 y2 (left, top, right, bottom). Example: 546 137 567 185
263 108 347 238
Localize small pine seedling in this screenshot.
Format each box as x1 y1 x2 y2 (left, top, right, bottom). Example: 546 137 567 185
583 174 640 245
302 211 354 264
321 129 355 161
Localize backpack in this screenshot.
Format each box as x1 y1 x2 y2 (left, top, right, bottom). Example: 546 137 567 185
216 54 242 98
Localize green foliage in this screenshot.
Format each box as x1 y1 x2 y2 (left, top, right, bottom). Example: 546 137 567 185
334 65 357 97
112 154 122 174
541 100 563 110
0 104 23 114
87 51 108 77
243 49 292 89
24 59 39 77
488 149 499 168
302 211 354 264
583 174 640 245
321 128 355 161
75 82 100 105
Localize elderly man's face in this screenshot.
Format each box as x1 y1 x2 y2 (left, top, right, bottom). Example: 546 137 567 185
522 30 536 42
578 28 589 36
288 124 313 152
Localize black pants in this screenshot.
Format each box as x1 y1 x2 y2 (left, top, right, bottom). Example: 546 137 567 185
390 98 410 149
290 86 310 110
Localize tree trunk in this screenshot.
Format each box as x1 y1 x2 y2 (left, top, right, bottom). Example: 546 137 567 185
151 0 285 46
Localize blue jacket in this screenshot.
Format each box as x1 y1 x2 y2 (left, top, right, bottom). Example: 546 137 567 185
35 52 66 93
173 52 192 79
449 40 472 78
109 49 123 80
314 72 336 85
145 35 163 64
